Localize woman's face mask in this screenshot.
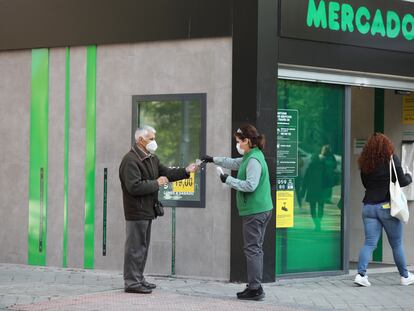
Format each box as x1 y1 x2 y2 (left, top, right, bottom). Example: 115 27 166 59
236 143 244 155
236 139 248 155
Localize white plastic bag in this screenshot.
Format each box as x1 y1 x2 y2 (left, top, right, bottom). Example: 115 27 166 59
390 156 409 223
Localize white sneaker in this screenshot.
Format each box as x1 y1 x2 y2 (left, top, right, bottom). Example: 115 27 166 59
401 272 414 286
354 274 371 287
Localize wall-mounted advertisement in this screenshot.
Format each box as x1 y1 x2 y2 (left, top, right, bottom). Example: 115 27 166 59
132 93 206 208
276 178 295 228
277 109 299 177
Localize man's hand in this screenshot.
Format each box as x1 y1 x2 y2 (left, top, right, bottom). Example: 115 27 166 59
157 176 169 186
185 163 199 173
201 155 214 163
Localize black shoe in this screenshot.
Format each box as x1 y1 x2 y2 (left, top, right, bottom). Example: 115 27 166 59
236 285 249 298
124 285 152 294
142 281 156 289
237 285 265 301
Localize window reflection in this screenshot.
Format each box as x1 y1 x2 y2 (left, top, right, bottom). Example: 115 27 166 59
276 80 344 275
136 98 203 205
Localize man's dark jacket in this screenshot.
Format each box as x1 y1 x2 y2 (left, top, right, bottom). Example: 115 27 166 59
119 144 189 220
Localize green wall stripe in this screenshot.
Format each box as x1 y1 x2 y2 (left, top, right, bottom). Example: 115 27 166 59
28 49 50 266
84 45 97 269
62 47 70 267
373 88 385 262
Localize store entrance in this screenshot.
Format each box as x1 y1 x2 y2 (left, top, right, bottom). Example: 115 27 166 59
349 87 414 268
276 69 414 277
276 80 344 276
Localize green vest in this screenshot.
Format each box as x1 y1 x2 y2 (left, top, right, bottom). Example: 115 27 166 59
236 147 273 216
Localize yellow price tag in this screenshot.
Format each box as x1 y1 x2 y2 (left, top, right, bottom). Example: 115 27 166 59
173 173 195 193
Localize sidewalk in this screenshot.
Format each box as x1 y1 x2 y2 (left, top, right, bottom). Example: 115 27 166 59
1 263 414 311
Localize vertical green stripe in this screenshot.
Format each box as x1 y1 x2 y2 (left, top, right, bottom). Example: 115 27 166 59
373 88 384 262
28 49 49 266
84 45 97 269
62 47 70 268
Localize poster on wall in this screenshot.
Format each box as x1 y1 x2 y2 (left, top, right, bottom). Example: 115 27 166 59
402 143 414 201
353 138 367 155
276 178 295 228
277 109 299 177
276 190 294 228
133 93 206 208
403 93 414 124
162 173 196 199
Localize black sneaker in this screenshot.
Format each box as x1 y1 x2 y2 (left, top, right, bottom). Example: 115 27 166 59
237 285 265 301
124 285 152 294
236 285 249 298
142 281 157 289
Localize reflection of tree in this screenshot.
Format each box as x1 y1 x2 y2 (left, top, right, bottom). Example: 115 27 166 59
278 80 343 155
139 101 201 167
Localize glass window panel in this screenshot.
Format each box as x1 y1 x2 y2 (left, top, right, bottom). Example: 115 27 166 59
133 95 206 207
276 80 344 275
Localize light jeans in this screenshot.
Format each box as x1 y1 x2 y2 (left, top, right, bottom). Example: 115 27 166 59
357 203 408 277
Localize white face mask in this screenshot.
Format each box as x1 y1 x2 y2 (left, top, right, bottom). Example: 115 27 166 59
146 140 158 154
236 143 245 155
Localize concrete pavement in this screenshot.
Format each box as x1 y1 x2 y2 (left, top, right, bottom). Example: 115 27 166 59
1 263 414 310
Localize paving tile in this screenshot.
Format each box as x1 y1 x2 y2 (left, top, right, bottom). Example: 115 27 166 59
3 264 414 311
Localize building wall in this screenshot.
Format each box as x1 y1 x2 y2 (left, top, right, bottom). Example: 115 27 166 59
349 87 375 262
46 48 66 267
67 46 87 268
0 38 233 280
93 38 232 279
0 50 31 264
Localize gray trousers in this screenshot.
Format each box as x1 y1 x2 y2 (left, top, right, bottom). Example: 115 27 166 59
124 220 152 289
242 210 272 289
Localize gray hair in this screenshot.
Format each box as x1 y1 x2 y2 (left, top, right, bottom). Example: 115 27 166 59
135 125 156 142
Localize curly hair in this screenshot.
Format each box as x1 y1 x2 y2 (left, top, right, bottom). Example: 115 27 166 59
358 133 394 174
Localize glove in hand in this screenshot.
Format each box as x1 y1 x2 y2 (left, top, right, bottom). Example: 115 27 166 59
201 155 214 163
220 173 229 183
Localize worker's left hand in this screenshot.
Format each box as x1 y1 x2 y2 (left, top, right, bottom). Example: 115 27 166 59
220 173 229 183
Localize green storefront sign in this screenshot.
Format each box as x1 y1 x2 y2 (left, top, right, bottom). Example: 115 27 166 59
307 0 414 40
280 0 414 53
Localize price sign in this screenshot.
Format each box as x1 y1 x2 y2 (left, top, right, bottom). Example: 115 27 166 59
173 173 195 193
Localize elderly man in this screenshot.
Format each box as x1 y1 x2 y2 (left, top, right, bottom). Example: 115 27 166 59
119 125 198 294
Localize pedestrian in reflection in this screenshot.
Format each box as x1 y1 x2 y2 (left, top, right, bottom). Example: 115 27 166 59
202 124 273 301
119 125 198 294
354 133 414 287
320 144 337 204
301 153 325 231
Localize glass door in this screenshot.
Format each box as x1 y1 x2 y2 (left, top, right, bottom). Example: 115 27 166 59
276 79 344 275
